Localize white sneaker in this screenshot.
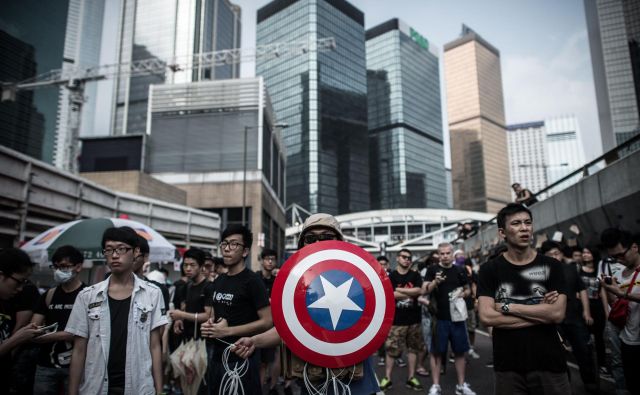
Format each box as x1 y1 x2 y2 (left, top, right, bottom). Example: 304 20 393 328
428 384 442 395
468 348 480 359
455 382 476 395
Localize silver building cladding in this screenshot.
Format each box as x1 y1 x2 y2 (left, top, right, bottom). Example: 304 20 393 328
366 19 447 209
256 0 370 215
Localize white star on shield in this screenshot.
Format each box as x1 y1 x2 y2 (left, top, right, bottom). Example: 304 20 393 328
307 275 363 330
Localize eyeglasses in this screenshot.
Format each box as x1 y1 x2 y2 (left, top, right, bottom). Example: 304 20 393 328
49 264 76 270
303 233 337 244
102 247 133 256
5 274 29 286
219 241 245 250
399 254 412 260
610 247 631 260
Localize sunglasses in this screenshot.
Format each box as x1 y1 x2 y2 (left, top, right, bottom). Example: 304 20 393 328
610 247 631 260
303 233 337 244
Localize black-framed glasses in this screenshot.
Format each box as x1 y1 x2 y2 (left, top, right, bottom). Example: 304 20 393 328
611 247 631 260
219 241 245 250
399 254 412 260
102 247 133 256
303 233 337 244
6 274 29 286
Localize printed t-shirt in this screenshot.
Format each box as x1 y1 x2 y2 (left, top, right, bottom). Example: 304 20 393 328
613 267 640 345
478 253 568 373
388 269 423 326
425 264 468 321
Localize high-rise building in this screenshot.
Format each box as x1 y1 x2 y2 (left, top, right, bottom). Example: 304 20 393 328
53 0 241 169
366 19 447 209
256 0 369 215
148 77 286 265
0 0 70 163
584 0 640 151
507 115 586 198
444 25 511 214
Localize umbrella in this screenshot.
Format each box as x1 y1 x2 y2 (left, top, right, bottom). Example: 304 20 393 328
22 217 177 265
170 337 208 395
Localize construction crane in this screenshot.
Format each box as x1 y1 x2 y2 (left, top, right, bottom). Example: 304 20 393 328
1 37 336 173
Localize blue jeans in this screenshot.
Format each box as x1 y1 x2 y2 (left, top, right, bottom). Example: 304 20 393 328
33 365 69 395
605 321 628 394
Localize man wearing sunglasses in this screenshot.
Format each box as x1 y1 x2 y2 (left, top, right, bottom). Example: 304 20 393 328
67 227 167 395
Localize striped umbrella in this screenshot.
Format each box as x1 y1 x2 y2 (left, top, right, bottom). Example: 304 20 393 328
22 218 177 265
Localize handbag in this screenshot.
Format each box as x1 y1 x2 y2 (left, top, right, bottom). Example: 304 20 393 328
608 268 639 329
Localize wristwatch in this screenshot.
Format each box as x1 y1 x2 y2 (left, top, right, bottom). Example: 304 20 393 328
501 302 510 314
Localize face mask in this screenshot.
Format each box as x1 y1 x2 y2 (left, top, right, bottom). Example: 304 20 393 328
455 256 466 266
54 269 75 284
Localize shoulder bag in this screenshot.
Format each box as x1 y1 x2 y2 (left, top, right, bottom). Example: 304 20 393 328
608 268 640 329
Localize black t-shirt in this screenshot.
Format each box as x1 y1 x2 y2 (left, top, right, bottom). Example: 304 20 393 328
388 270 423 325
477 253 568 373
145 278 169 315
562 262 586 324
206 269 270 353
257 271 275 298
108 296 131 394
425 264 468 321
34 284 85 368
465 268 479 310
182 279 214 340
172 278 188 308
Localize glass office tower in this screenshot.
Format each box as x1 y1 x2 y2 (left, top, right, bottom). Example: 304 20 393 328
256 0 369 215
366 19 447 209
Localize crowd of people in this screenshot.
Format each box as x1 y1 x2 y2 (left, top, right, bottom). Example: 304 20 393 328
0 203 638 395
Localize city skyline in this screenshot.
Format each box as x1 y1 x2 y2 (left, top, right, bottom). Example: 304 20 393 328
235 0 599 164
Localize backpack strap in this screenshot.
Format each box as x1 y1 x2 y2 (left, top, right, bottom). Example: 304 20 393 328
45 287 56 307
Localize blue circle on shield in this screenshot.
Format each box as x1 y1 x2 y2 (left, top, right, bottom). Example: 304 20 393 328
305 270 366 331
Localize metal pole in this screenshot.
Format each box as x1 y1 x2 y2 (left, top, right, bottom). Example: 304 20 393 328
242 126 248 225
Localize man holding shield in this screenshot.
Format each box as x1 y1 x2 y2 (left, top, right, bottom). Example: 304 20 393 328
231 213 381 395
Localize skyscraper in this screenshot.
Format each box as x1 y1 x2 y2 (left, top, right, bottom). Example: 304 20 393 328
444 25 511 214
53 0 241 169
584 0 640 151
366 19 447 209
256 0 369 215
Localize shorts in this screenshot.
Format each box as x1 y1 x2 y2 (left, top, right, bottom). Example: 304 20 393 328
431 320 469 355
384 323 425 358
260 346 277 364
466 311 478 332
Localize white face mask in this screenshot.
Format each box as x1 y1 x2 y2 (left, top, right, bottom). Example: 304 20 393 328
53 269 75 284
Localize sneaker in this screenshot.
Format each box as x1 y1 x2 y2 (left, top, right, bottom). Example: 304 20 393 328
455 382 476 395
379 377 392 390
428 384 442 395
405 377 423 391
485 360 494 368
378 357 385 366
468 348 480 359
395 357 407 367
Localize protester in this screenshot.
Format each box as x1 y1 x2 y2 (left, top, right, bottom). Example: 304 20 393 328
31 245 86 395
600 228 640 394
579 246 608 374
464 260 480 359
0 248 42 392
66 227 167 395
379 249 424 391
376 255 391 367
200 224 272 394
478 203 570 395
511 183 538 207
134 235 170 316
416 251 438 378
231 213 381 395
424 243 475 395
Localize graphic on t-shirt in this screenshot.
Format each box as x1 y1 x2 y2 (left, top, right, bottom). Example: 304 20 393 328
0 313 11 343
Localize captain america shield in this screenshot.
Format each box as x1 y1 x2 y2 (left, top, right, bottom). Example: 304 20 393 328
271 241 395 368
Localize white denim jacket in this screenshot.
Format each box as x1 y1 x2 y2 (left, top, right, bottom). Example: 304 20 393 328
65 274 167 394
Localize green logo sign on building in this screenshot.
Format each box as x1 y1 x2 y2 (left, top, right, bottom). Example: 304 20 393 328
410 27 429 50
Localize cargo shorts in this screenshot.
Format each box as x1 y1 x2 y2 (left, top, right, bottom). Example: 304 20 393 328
384 323 425 358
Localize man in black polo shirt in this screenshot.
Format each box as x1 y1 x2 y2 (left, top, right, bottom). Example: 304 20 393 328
478 203 569 395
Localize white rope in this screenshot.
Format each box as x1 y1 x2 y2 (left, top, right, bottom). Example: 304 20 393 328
217 338 247 395
302 363 354 395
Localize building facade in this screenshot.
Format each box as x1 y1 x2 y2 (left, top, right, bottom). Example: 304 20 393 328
0 0 70 163
444 25 511 214
147 77 286 267
366 19 447 210
584 0 640 151
53 0 241 169
256 0 370 215
507 115 586 198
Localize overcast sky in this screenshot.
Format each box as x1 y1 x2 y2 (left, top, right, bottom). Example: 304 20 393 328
234 0 600 164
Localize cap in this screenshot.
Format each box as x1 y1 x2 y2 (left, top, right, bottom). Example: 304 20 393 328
297 213 344 248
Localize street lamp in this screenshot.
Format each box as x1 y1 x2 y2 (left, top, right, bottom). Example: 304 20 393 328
242 122 288 225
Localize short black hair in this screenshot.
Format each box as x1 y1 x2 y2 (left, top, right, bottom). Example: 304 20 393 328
51 245 84 265
600 228 639 250
102 227 139 249
184 248 206 266
212 257 224 266
497 203 532 229
203 251 214 261
261 248 277 259
0 248 34 276
221 224 253 250
376 255 389 262
158 267 169 276
398 248 411 257
137 235 150 255
511 183 521 188
540 240 562 255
